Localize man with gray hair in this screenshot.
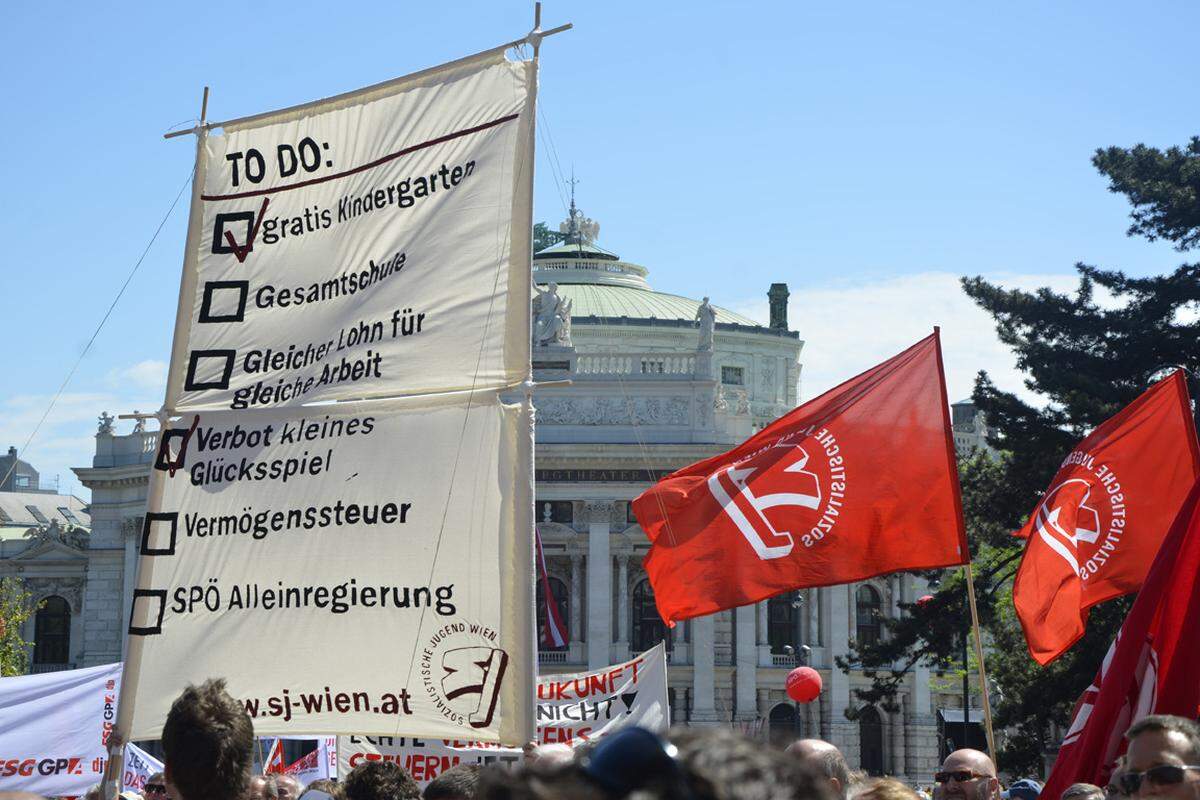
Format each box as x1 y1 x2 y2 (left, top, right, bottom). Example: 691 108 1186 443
786 739 851 800
1122 715 1200 800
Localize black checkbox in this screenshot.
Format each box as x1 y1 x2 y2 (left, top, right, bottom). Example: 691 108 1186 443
184 349 236 391
199 281 249 324
128 589 167 636
212 211 255 255
155 429 189 472
141 512 179 556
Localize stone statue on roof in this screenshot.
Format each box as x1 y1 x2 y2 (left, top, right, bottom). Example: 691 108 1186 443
695 297 716 352
533 281 573 348
132 413 146 434
97 412 115 436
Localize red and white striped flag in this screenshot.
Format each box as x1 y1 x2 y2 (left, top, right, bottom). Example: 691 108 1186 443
535 531 568 649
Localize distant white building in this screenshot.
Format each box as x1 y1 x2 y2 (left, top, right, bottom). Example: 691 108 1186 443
951 400 998 458
61 212 951 778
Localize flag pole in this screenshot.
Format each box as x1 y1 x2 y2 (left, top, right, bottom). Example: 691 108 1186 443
964 562 997 760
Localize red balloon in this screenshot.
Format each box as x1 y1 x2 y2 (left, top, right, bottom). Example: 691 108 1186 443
786 666 822 703
917 594 934 607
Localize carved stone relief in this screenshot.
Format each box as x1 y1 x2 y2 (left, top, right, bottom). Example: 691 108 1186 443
22 577 85 613
537 397 689 426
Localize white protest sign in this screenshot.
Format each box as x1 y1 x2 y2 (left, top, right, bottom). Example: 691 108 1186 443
168 51 534 411
338 644 669 787
0 662 121 797
122 743 163 794
121 391 534 743
282 738 337 785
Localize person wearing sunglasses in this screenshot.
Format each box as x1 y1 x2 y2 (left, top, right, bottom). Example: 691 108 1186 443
1122 715 1200 800
143 773 170 800
934 750 1000 800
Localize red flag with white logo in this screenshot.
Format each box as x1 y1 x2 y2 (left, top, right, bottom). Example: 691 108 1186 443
263 737 284 774
535 530 568 649
1041 476 1200 799
634 331 968 624
1012 371 1200 665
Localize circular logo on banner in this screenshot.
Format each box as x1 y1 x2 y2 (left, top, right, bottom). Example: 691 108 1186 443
706 425 848 560
1033 451 1128 581
420 621 510 730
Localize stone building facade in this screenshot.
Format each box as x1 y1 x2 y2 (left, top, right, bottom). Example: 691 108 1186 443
64 219 947 779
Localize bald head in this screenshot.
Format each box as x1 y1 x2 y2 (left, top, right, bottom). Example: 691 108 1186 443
787 739 849 800
939 750 999 800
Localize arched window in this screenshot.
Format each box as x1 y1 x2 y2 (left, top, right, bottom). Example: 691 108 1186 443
34 596 70 666
859 706 885 776
768 591 800 654
535 577 569 650
855 585 882 646
768 703 798 746
631 579 672 653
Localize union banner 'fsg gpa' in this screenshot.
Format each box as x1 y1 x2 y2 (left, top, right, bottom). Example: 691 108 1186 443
167 50 534 411
120 392 534 743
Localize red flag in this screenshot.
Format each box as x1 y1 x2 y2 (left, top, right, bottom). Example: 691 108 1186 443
634 331 968 624
283 748 318 776
1041 476 1200 799
535 531 568 649
263 738 284 774
1012 372 1200 664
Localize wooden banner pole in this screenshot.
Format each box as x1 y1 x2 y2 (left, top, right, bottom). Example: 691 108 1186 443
964 562 998 762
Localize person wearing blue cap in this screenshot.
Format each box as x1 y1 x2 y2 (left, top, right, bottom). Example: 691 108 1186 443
1003 779 1044 800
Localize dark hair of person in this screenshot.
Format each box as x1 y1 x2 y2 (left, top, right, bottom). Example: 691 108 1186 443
305 778 346 800
343 761 421 800
671 727 837 800
1061 783 1105 800
422 764 482 800
161 678 254 800
1125 715 1200 762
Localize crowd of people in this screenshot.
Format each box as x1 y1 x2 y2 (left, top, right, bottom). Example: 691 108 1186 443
4 679 1198 800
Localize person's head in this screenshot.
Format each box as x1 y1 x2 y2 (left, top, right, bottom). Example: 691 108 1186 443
84 787 103 800
247 776 278 800
786 740 851 800
673 727 837 800
145 772 170 800
303 780 344 800
424 764 481 800
273 776 304 800
343 761 421 800
1003 780 1042 800
857 778 921 800
1123 715 1200 800
1062 784 1105 800
161 678 254 800
936 749 1000 800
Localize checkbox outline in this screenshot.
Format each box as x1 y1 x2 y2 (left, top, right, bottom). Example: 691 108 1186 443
211 211 255 256
154 430 190 473
128 589 168 636
141 512 179 556
184 349 236 392
198 280 249 324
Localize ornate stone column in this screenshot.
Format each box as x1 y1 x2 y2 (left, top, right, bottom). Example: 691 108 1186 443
735 604 757 720
691 613 718 723
827 585 852 750
757 601 772 667
615 554 630 660
569 554 583 662
585 502 612 669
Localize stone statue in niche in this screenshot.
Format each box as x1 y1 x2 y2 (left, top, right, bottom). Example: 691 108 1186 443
694 298 715 352
533 282 573 347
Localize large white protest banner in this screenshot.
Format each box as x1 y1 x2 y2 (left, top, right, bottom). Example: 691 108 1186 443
167 50 534 411
0 663 121 796
122 744 164 795
120 391 534 742
337 644 669 787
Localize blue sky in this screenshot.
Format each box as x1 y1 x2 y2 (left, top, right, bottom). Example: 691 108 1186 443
1 1 1196 498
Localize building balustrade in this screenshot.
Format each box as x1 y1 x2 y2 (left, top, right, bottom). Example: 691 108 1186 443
574 352 696 378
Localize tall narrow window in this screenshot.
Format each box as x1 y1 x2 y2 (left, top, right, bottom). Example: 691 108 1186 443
631 580 672 653
855 585 882 646
768 591 799 654
859 706 885 776
34 596 70 666
768 703 799 746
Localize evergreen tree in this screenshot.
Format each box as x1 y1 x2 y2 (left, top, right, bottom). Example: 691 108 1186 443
843 137 1200 775
533 222 566 253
